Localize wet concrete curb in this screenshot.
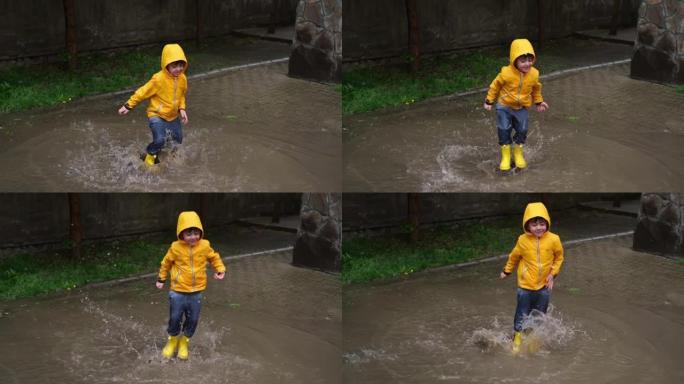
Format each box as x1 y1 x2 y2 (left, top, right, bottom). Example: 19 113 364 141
85 246 293 289
444 58 632 102
414 230 634 277
75 57 290 103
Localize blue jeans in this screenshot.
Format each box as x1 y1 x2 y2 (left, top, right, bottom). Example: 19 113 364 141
167 291 202 337
146 116 182 155
496 104 528 145
513 287 550 332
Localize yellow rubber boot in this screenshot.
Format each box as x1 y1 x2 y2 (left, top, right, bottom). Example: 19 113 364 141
512 331 522 354
144 153 158 166
513 144 527 169
177 335 190 360
499 145 512 171
161 335 179 359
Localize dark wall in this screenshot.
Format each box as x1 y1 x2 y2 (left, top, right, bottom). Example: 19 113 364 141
343 193 639 230
343 0 640 60
0 193 300 248
1 0 298 61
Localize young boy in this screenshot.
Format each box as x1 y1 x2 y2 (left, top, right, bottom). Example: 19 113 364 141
118 43 189 166
156 211 225 360
499 202 563 353
484 39 549 171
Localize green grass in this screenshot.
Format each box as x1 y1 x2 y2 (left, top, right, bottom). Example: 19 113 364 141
0 51 159 114
0 239 167 300
677 85 684 94
342 218 519 284
342 52 503 115
677 258 684 266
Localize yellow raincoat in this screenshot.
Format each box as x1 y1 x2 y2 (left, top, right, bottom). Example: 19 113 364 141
125 44 188 121
158 211 226 293
503 202 564 291
485 39 543 109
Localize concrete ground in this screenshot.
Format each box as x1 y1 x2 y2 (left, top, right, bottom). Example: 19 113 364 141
0 250 341 384
343 37 684 192
0 39 341 192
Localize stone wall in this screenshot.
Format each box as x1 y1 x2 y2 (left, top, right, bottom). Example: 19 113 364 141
633 193 684 255
288 0 342 82
343 0 640 61
0 193 300 248
631 0 684 83
1 0 298 62
293 193 341 272
343 193 639 231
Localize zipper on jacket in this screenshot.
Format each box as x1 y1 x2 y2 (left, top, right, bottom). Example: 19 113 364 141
173 78 177 110
537 237 542 284
517 72 523 108
190 244 196 291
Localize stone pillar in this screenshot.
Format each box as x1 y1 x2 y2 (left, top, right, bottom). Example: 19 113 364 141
630 0 684 83
288 0 342 82
293 193 341 272
633 193 684 256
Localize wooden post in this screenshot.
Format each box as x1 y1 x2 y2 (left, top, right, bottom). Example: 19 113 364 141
609 0 622 36
406 0 420 73
68 193 83 258
408 193 421 242
63 0 78 70
537 0 544 50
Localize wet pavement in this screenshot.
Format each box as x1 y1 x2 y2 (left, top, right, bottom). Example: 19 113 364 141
0 61 341 192
343 235 684 384
343 62 684 192
0 250 341 384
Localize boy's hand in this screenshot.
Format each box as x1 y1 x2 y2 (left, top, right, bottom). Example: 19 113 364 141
118 105 129 115
545 274 554 290
536 102 549 113
483 103 492 111
213 271 225 280
155 281 164 289
179 109 188 124
500 271 507 279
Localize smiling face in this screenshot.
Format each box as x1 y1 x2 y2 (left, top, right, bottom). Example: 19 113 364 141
526 217 548 238
166 60 186 77
181 228 201 245
514 54 534 73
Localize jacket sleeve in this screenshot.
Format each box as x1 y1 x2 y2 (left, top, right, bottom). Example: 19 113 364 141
532 74 544 104
158 247 174 282
503 240 522 274
126 75 159 109
550 237 564 276
485 71 504 104
206 241 226 273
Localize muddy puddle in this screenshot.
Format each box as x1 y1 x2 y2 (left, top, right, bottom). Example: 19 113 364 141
343 63 684 192
0 62 341 192
0 251 341 384
343 236 684 383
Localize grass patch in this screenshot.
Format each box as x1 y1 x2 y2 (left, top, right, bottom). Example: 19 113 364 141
342 52 503 115
342 218 519 284
0 239 167 300
677 258 684 266
677 85 684 94
0 51 159 114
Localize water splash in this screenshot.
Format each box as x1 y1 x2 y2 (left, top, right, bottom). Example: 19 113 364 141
468 308 578 355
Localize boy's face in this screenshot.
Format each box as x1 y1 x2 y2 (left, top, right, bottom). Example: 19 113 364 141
527 218 548 238
166 61 186 77
514 54 534 73
181 228 201 245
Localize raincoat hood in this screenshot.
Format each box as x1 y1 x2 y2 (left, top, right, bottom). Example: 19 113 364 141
509 38 535 67
176 211 203 239
161 44 188 75
522 202 551 234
